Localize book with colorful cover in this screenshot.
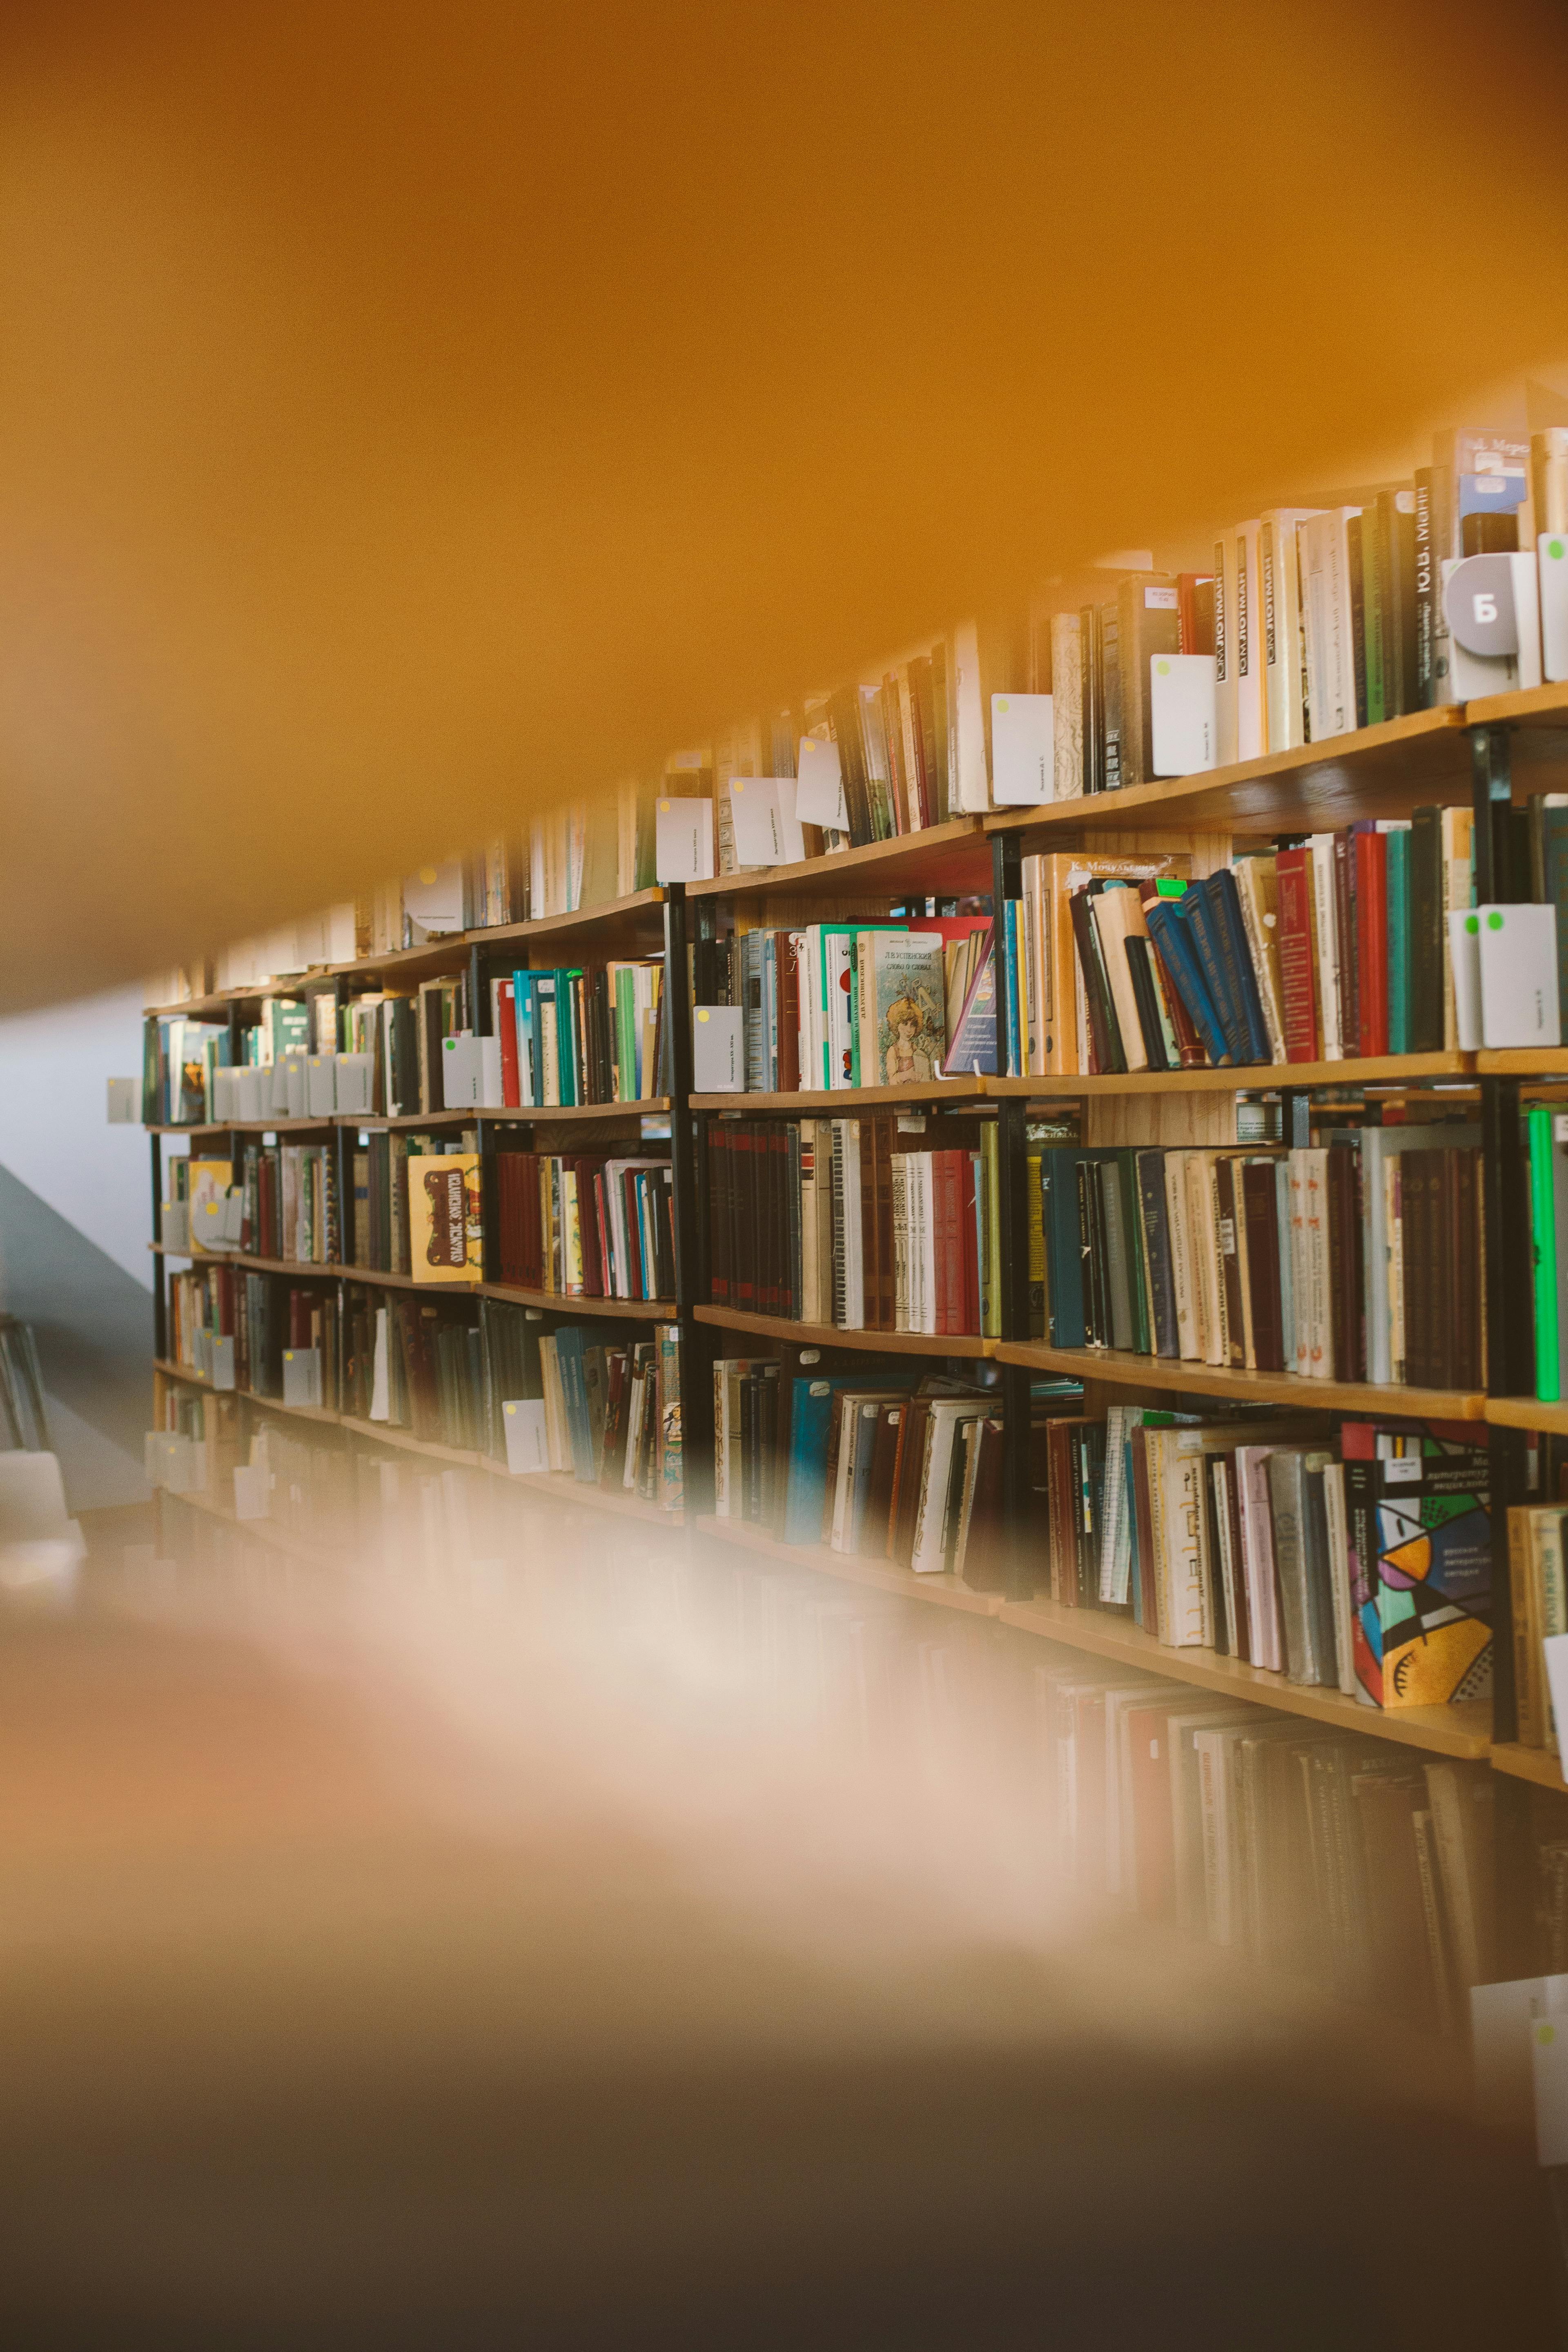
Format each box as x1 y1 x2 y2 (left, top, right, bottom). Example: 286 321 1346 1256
187 1159 235 1256
947 933 998 1075
868 930 946 1087
1354 1437 1492 1707
408 1154 483 1283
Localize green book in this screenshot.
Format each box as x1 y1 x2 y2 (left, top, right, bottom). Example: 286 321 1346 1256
1385 825 1410 1056
1530 1105 1561 1403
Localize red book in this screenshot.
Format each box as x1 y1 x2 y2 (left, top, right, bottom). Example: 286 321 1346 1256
931 1151 962 1335
495 979 519 1108
1275 846 1319 1062
1354 827 1389 1058
776 932 801 1097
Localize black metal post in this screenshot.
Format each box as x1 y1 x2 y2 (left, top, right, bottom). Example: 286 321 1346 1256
991 831 1034 1601
1280 1088 1311 1150
1470 720 1519 905
664 882 715 1518
150 1131 166 1361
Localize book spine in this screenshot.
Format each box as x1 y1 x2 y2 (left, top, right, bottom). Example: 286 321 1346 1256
1414 467 1436 706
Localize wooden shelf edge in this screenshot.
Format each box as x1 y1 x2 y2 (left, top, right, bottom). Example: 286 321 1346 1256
692 1077 988 1112
987 1052 1475 1097
693 1514 1002 1615
1476 1049 1568 1077
686 815 988 902
993 1340 1484 1421
980 707 1472 837
477 1284 673 1320
994 1598 1494 1758
1486 1395 1568 1437
339 1417 486 1468
696 1304 994 1358
1490 1741 1568 1791
478 1457 683 1526
1464 683 1568 731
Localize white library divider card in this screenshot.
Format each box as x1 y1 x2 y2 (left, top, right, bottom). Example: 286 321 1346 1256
1150 654 1218 775
655 796 716 883
728 775 804 867
502 1398 550 1474
989 693 1054 804
794 735 847 831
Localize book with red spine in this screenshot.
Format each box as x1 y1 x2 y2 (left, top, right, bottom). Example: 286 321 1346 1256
1354 827 1390 1058
1276 847 1319 1061
959 1151 982 1334
494 979 520 1108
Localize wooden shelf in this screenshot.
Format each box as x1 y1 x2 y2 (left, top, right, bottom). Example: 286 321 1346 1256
477 1283 672 1320
1490 1741 1568 1792
339 1416 486 1468
146 1118 335 1136
1477 1049 1568 1078
693 1076 989 1113
153 1358 344 1429
479 1457 682 1526
347 1108 476 1131
693 1514 1002 1616
982 708 1472 839
989 1051 1475 1098
158 1482 339 1565
687 815 991 904
993 1596 1494 1758
1465 683 1568 733
993 1339 1483 1421
697 1303 993 1358
479 1097 671 1123
1486 1395 1568 1437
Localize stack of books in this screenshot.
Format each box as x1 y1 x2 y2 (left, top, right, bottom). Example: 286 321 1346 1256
1039 1134 1484 1390
707 1115 1000 1336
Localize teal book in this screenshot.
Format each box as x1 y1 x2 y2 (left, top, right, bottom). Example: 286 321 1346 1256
1530 1104 1561 1403
1385 826 1410 1056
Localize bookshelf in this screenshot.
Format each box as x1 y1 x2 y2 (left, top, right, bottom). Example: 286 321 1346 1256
142 683 1568 1793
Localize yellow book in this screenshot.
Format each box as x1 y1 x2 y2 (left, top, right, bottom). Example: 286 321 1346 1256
187 1159 234 1257
408 1154 481 1283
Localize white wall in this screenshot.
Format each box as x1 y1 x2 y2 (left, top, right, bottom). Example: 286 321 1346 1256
0 984 154 1287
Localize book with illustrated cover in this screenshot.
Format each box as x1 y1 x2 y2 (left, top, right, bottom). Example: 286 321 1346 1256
1356 1441 1492 1709
869 931 945 1086
408 1154 482 1284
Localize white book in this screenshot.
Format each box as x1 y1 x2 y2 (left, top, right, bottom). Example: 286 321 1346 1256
891 1154 910 1332
911 1401 988 1573
1307 834 1343 1059
1260 508 1321 751
951 621 990 811
1478 902 1562 1049
1155 1428 1211 1646
1234 1446 1283 1671
1185 1152 1225 1369
916 1155 937 1334
1234 521 1266 762
1298 508 1361 739
1163 1151 1199 1361
836 1121 864 1327
1212 528 1239 766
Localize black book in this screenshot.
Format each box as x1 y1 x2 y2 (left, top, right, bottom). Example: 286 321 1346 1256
1068 888 1125 1074
1074 1160 1102 1348
1080 604 1105 793
1099 598 1124 791
1098 1160 1136 1352
828 685 873 846
1124 936 1173 1071
1135 1148 1179 1358
1375 487 1419 719
1347 514 1368 730
1462 509 1519 556
1408 806 1445 1054
1117 1150 1151 1354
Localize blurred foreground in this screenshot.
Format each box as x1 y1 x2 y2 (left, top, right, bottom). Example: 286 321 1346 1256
0 1497 1555 2346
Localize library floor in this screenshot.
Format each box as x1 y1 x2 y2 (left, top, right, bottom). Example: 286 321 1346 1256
0 1503 1552 2346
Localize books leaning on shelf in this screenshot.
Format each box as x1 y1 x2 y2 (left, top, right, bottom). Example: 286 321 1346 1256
1042 1408 1492 1712
707 1115 1000 1337
1039 1132 1483 1392
1003 815 1481 1077
493 1152 676 1302
703 915 996 1091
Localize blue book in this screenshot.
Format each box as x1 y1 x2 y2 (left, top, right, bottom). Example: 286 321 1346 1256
1144 900 1231 1067
1183 883 1251 1064
1040 1146 1086 1348
783 1372 914 1543
550 1326 597 1484
1205 869 1272 1064
512 971 537 1105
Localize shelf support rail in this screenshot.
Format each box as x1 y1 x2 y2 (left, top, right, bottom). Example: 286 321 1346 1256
991 831 1034 1602
665 881 716 1518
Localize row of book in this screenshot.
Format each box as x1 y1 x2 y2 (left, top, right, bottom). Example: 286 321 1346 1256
1038 1645 1497 2027
1043 1409 1491 1711
1002 815 1477 1081
492 1151 677 1301
1040 1134 1485 1393
707 1116 1001 1336
712 1360 1074 1581
705 915 996 1092
161 1265 686 1506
